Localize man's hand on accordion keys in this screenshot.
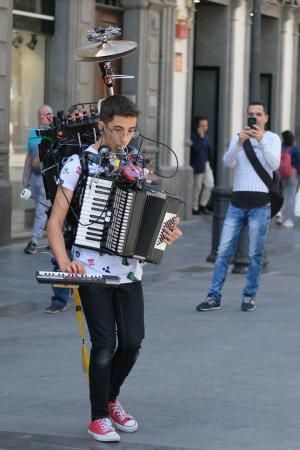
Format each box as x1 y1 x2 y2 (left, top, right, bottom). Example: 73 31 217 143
162 216 182 245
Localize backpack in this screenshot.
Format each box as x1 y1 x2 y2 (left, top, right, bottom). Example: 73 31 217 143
279 148 293 178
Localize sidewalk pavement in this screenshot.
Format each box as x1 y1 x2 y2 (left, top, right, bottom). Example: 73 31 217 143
1 215 300 450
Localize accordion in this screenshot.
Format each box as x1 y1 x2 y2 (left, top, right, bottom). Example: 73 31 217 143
74 176 182 264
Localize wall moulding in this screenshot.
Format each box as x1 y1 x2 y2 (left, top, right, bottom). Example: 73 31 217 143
122 0 176 9
264 0 300 6
262 0 300 19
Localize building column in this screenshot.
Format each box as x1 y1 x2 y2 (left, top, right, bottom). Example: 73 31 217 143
158 1 176 166
279 4 296 131
122 0 192 218
122 0 163 165
160 1 194 219
180 3 196 219
228 0 249 138
221 0 249 187
289 5 299 133
183 2 195 168
294 8 300 142
46 0 95 113
0 1 12 245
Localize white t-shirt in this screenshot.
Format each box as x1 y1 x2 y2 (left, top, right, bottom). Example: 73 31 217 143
59 146 144 283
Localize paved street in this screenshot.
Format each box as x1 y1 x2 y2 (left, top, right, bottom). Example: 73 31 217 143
1 215 300 450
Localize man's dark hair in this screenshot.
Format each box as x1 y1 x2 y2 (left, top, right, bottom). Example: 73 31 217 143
100 95 139 123
195 116 208 128
281 130 294 147
248 100 267 113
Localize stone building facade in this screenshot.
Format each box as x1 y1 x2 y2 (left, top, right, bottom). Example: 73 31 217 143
1 0 300 243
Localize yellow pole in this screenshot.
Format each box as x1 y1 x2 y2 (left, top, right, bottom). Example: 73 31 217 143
73 288 90 382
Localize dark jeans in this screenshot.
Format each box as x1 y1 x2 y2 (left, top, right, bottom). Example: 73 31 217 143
79 281 144 420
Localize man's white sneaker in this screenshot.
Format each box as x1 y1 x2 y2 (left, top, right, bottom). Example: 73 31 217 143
283 219 294 228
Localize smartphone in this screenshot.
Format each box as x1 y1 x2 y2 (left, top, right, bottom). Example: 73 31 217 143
247 117 257 129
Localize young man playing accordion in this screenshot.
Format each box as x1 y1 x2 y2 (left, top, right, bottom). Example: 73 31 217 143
47 95 182 442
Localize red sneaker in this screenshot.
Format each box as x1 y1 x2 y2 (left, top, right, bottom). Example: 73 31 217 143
88 418 120 442
108 399 138 432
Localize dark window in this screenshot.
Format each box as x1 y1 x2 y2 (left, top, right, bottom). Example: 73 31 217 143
13 0 54 15
96 0 123 7
13 0 55 34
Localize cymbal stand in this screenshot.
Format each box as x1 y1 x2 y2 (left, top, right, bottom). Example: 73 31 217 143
99 61 134 97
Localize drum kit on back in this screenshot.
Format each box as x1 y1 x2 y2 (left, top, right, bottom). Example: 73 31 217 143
34 25 182 292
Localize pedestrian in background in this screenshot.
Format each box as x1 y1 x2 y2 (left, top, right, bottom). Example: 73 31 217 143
22 105 53 254
22 104 69 313
275 130 300 227
190 116 214 215
196 101 280 312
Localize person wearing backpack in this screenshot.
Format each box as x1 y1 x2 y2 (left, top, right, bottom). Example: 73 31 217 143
275 130 299 227
47 95 183 442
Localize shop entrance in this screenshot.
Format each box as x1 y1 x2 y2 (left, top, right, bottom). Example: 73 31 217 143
192 66 220 179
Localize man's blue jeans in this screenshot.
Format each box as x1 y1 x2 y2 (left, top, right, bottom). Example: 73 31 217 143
208 204 271 300
30 173 50 242
51 257 69 308
51 286 69 308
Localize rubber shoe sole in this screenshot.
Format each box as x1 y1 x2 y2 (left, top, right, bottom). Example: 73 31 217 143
241 303 256 311
88 429 120 442
111 418 138 433
45 306 67 314
24 248 37 255
196 304 222 312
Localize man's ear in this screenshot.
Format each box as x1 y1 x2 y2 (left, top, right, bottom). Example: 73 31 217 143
98 120 105 132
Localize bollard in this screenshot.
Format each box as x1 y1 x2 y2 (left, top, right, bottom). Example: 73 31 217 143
231 228 249 273
232 226 269 274
0 180 12 246
206 187 232 263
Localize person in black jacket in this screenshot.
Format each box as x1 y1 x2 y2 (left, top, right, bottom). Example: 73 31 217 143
190 116 214 215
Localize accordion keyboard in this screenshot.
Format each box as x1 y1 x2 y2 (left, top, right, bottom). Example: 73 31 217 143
74 176 114 249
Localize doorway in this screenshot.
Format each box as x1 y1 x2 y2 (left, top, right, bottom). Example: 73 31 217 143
192 66 220 177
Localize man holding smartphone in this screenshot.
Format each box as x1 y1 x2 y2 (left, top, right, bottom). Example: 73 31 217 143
196 101 281 312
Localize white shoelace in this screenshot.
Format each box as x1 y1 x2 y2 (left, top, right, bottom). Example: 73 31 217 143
111 401 128 421
96 418 114 432
207 298 217 305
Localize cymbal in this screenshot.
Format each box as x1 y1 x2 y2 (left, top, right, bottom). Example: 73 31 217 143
75 40 137 62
